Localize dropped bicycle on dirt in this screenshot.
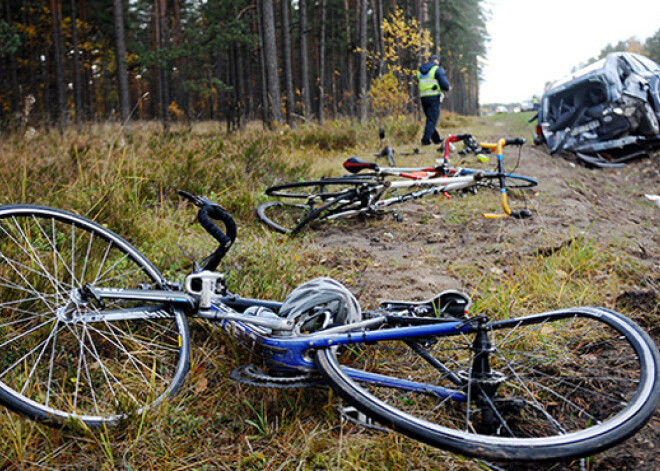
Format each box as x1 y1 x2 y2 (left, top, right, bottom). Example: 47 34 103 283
257 135 538 234
0 193 658 462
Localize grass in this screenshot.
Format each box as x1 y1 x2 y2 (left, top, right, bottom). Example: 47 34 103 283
0 113 654 469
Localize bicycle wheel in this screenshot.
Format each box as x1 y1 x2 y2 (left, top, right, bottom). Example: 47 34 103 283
266 179 369 199
315 308 660 461
256 201 313 234
477 171 538 190
0 205 190 427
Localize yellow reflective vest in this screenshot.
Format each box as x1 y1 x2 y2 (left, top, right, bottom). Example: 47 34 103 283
418 65 441 97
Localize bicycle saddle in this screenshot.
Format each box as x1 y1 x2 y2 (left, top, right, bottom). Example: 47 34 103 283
343 157 379 174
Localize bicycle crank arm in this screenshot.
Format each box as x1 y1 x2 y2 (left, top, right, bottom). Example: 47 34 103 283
92 287 197 308
67 305 174 323
197 305 295 331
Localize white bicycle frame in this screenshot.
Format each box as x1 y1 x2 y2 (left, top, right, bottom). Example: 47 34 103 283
321 173 479 220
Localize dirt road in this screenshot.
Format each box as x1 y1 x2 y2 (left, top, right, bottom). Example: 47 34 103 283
312 146 660 470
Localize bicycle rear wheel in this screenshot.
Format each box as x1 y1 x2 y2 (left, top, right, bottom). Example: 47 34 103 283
256 201 313 234
266 179 369 199
315 308 660 461
258 189 366 234
0 205 190 427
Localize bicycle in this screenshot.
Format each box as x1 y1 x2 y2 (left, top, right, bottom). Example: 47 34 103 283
257 134 538 234
0 194 658 462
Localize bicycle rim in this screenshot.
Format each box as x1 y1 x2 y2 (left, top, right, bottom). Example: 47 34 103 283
315 308 660 461
477 171 538 190
266 179 369 199
256 201 313 234
0 205 190 427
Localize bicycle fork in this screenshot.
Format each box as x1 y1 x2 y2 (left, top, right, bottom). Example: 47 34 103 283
467 318 509 434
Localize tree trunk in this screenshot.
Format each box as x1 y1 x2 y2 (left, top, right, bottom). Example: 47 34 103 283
50 0 67 131
70 0 82 130
261 0 282 125
415 0 425 113
372 0 385 77
243 42 254 120
281 0 295 126
77 0 92 121
4 1 20 122
172 0 190 127
318 0 327 124
358 0 368 122
433 0 440 55
299 0 311 121
113 0 130 124
255 0 268 125
155 0 170 132
343 0 354 117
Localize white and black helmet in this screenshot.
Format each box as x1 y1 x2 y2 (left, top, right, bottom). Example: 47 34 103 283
279 277 361 329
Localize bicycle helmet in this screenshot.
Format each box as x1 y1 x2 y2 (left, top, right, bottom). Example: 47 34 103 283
279 278 362 331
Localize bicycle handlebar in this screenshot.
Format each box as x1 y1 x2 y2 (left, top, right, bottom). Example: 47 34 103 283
178 190 236 271
446 133 472 143
480 137 526 153
504 137 526 146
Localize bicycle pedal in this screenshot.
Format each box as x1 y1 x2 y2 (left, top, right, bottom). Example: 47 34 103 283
339 405 387 432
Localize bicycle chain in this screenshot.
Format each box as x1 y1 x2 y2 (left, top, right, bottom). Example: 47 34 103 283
229 364 325 389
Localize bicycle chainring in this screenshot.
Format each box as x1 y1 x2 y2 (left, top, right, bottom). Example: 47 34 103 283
229 364 325 389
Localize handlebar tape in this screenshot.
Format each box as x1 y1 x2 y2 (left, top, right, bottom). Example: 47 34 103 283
510 208 533 219
198 204 236 248
198 204 237 272
504 137 526 146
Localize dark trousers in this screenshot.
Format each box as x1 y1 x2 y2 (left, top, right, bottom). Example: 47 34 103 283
421 96 442 145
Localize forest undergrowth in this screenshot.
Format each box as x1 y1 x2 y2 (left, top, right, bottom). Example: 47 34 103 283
0 112 657 470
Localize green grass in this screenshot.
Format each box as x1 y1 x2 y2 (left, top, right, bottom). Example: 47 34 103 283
0 113 650 469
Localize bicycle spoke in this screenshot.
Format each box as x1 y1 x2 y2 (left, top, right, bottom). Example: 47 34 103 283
0 207 188 425
19 319 62 396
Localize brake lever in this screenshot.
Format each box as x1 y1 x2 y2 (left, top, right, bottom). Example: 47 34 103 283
178 190 225 210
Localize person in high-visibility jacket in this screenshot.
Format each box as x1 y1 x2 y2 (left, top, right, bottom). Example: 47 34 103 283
418 55 451 146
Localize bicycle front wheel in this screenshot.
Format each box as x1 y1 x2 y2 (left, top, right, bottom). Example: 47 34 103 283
477 171 538 190
0 205 190 427
315 308 660 461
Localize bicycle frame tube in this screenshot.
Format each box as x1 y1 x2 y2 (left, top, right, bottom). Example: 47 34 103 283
87 286 471 401
318 176 477 221
387 175 476 189
208 297 474 402
262 319 473 400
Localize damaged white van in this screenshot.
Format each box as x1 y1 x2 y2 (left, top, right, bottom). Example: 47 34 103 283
533 52 660 167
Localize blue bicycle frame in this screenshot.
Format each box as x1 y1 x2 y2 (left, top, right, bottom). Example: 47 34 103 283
207 300 471 403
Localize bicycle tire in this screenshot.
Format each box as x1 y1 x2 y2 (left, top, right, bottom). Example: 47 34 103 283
464 170 537 190
461 169 539 190
256 201 313 234
315 308 660 461
0 205 190 427
266 179 370 199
